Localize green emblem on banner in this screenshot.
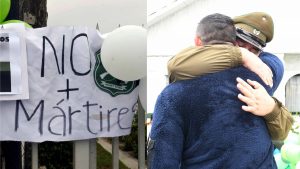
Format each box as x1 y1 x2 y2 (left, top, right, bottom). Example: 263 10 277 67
93 49 138 97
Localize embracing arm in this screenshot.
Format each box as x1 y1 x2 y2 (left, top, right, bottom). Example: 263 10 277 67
168 45 273 86
168 45 242 83
236 78 294 141
264 97 294 140
259 52 284 91
259 52 294 140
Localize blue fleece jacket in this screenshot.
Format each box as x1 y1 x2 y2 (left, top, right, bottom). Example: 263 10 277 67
149 52 283 169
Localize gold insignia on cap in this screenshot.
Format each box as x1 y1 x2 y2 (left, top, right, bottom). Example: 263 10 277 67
253 29 260 35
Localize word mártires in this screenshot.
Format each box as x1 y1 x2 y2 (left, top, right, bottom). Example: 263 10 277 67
14 99 136 136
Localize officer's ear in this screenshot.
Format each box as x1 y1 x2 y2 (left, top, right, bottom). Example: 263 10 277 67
194 36 202 46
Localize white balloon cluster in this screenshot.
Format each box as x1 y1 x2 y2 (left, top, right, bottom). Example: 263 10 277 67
101 25 147 111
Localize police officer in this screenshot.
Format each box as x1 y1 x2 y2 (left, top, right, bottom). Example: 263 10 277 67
233 12 293 141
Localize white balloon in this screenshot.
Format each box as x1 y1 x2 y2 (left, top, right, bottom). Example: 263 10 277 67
139 77 147 111
101 25 147 81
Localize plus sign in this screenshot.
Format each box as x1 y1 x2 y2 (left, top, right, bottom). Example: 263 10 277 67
57 79 79 100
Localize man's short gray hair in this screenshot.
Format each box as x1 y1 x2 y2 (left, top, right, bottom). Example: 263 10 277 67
196 13 236 45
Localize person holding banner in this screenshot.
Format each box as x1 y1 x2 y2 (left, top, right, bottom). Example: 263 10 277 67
148 13 292 168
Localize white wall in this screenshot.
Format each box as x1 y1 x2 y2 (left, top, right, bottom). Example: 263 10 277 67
148 0 300 55
147 56 170 112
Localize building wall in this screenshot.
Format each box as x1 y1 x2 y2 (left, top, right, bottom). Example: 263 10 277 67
148 0 300 55
147 56 170 112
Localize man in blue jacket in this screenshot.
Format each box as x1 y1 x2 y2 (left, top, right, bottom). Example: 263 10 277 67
149 13 285 169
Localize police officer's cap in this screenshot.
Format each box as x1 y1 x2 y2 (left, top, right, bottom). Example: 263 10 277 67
233 12 274 50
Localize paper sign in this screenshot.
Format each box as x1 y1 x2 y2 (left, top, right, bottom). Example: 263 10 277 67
0 26 139 142
0 24 29 100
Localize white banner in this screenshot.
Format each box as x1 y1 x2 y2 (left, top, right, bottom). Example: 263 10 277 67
0 24 139 142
